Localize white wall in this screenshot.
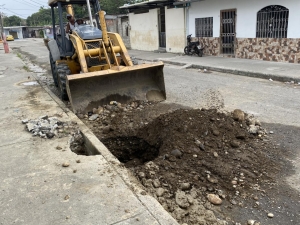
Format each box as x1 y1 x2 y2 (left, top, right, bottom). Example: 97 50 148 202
4 28 23 39
189 0 300 38
129 9 159 51
165 7 186 53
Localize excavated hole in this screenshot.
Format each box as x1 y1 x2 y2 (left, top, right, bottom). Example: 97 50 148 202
70 131 89 155
101 136 160 166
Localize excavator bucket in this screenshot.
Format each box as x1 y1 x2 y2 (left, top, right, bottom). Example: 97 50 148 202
66 62 166 114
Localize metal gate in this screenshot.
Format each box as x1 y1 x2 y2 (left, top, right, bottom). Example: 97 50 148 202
220 9 236 55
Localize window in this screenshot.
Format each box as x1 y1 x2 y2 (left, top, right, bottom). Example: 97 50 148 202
256 5 289 38
195 17 213 37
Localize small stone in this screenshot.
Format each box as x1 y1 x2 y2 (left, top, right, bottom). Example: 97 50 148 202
193 154 197 158
232 109 245 121
267 213 274 218
152 179 161 188
92 108 98 114
232 180 237 185
212 129 220 136
213 152 218 157
138 172 145 178
180 183 191 191
171 149 182 158
207 194 222 205
89 114 99 121
255 119 261 126
76 159 81 163
64 195 70 200
73 169 77 173
62 162 70 167
56 146 62 150
140 191 147 195
230 140 240 148
46 132 55 139
230 199 237 205
247 220 256 225
249 125 258 134
199 143 205 151
253 196 259 200
66 216 70 219
22 119 29 124
195 139 201 146
207 176 218 184
156 188 165 197
269 131 274 134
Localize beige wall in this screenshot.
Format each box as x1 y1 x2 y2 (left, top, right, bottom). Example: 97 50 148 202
165 7 185 53
129 9 159 51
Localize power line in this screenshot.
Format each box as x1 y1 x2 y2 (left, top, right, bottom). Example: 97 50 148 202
14 0 38 8
23 0 40 7
3 8 26 18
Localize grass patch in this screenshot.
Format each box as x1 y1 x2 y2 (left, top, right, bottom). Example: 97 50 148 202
17 53 22 59
23 65 30 72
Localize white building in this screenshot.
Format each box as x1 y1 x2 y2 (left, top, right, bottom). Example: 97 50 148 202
120 0 186 53
187 0 300 63
3 26 25 39
121 0 300 63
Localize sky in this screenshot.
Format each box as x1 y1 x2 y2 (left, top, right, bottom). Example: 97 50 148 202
0 0 49 19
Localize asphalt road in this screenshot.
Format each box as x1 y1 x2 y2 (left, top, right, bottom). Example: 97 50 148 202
7 39 300 224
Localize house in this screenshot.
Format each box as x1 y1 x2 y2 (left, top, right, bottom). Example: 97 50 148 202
120 0 186 53
105 15 131 49
3 26 26 39
121 0 300 63
187 0 300 63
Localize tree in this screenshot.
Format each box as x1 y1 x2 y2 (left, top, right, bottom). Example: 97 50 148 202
3 15 22 26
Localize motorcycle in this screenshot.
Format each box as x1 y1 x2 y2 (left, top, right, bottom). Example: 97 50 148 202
184 34 204 57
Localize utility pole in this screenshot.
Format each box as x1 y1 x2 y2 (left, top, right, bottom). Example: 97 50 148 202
0 6 9 53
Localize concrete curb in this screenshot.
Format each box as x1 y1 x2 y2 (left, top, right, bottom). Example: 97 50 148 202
135 57 299 83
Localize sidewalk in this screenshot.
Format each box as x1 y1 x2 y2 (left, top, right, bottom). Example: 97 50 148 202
128 49 300 83
0 48 177 224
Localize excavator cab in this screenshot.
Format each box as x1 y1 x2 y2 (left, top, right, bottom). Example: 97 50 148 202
46 0 166 114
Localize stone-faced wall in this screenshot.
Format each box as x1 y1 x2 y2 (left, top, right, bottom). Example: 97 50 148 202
191 37 300 63
191 37 220 56
236 38 300 63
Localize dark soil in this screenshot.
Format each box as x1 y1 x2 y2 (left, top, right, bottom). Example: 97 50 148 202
81 101 288 225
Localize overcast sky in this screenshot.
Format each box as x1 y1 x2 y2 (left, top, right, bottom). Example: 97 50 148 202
0 0 49 19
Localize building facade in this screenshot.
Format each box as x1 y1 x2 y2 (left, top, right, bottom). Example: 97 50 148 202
121 0 186 53
188 0 300 63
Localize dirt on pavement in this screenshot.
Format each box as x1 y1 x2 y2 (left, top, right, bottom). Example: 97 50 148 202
80 100 290 225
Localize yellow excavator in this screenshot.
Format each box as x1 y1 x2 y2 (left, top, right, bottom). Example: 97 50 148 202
46 0 166 114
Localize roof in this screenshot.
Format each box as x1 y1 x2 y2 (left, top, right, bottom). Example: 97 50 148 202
120 0 203 9
3 26 26 29
119 0 174 10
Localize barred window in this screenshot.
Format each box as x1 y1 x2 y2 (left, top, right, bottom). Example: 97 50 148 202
256 5 289 38
195 17 213 37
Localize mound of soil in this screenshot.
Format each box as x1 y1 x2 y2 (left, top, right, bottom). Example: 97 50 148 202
82 101 282 225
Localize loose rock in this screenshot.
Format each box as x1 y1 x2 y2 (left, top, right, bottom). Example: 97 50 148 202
207 194 222 205
62 162 70 167
232 109 245 121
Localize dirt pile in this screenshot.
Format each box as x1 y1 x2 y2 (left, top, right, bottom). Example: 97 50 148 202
82 101 282 224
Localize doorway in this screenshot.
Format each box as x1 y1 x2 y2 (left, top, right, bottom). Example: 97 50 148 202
158 7 166 48
220 9 236 55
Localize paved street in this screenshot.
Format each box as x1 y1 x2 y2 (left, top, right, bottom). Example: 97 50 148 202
1 38 300 224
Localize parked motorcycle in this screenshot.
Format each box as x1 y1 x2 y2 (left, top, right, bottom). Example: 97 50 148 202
184 34 204 57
